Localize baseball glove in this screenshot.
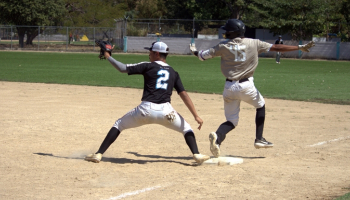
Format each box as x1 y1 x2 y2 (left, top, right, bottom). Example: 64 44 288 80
95 40 113 60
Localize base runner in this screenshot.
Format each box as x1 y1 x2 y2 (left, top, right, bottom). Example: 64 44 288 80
189 19 315 157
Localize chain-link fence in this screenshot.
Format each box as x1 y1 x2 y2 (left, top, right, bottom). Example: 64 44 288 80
0 22 125 52
1 19 350 60
0 19 226 52
127 18 225 39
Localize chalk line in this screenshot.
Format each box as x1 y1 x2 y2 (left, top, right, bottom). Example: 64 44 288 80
307 136 350 147
106 185 162 200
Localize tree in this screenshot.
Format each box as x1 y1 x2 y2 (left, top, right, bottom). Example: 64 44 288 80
240 0 326 40
339 0 350 41
164 0 256 37
164 0 200 36
63 0 128 27
135 0 167 18
0 0 66 47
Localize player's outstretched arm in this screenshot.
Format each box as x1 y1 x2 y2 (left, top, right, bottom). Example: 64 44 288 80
270 41 315 53
104 51 127 73
189 43 212 61
270 44 298 52
179 91 203 130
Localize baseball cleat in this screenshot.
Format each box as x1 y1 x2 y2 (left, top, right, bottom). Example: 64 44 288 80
254 137 274 149
209 132 221 157
84 153 102 163
193 154 210 164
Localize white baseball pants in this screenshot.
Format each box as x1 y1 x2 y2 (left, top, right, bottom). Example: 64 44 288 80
113 101 193 135
223 77 265 127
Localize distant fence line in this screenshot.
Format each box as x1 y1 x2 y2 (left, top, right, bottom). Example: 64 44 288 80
1 25 350 60
0 25 125 52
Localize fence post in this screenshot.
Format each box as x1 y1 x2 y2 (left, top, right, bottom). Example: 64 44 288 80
123 36 127 52
336 41 340 60
38 26 40 51
192 18 195 40
11 25 13 50
298 40 302 58
93 27 95 51
66 27 68 51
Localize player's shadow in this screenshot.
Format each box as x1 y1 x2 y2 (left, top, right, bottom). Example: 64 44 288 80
33 152 195 166
225 155 265 159
127 151 192 160
127 152 265 160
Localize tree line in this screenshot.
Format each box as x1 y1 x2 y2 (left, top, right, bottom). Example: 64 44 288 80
1 0 349 47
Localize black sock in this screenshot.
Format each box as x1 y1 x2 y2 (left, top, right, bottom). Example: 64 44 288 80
216 121 235 145
255 105 265 140
184 131 199 154
96 127 121 154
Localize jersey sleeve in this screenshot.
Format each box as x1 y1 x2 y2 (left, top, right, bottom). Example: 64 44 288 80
126 62 150 75
257 40 273 54
173 72 185 94
210 41 227 57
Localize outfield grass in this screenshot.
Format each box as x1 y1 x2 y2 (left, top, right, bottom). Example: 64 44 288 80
0 51 349 105
1 40 93 45
336 191 350 200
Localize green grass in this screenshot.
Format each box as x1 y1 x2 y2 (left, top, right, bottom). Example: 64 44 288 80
1 40 93 45
0 51 350 105
336 191 350 200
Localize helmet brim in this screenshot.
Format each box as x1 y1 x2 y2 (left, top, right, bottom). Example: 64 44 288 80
220 25 227 30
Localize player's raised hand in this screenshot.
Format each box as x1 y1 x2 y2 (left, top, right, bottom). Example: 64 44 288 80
189 43 198 55
298 41 315 52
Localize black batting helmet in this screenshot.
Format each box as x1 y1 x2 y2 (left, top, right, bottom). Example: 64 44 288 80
221 19 245 39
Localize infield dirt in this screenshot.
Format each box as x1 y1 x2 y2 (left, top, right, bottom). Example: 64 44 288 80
1 81 349 200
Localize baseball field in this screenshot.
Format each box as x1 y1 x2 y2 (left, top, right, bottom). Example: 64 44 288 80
0 51 349 199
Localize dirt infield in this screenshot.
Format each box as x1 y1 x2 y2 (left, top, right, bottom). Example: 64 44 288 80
1 81 349 200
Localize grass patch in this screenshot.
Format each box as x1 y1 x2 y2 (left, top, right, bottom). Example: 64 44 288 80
336 191 350 200
0 51 349 105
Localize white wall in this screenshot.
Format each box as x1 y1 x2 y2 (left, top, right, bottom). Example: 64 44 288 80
125 37 350 60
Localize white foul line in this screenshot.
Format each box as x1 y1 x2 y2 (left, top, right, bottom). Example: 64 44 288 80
308 136 350 147
106 185 162 200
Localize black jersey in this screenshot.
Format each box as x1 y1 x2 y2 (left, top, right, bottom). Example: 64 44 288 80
275 39 283 44
126 61 185 104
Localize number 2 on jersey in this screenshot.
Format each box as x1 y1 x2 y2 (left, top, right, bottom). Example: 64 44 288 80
156 69 169 90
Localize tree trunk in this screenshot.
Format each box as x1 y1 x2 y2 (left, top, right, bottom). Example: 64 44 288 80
26 28 39 45
16 27 26 48
221 0 240 19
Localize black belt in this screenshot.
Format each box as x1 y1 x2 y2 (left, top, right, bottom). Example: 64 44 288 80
226 78 249 83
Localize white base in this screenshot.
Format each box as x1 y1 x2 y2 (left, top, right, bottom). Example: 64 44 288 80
203 157 243 166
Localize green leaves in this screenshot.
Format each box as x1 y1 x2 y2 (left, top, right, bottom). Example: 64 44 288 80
63 0 128 27
0 0 66 26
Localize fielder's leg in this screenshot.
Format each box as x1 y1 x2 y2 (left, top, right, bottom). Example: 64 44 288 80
184 131 210 164
85 127 121 163
276 52 281 63
254 105 273 148
161 105 210 164
96 127 121 154
184 131 199 154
